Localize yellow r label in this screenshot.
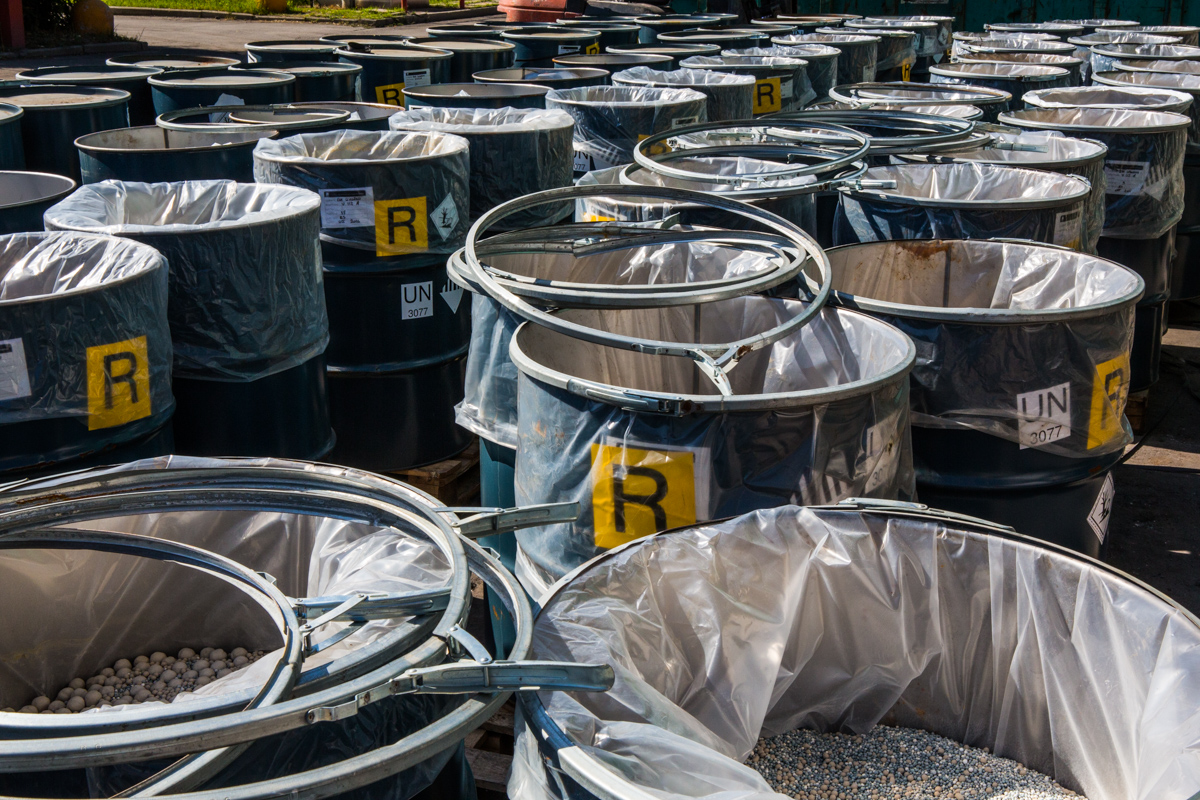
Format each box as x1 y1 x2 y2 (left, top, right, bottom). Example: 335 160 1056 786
374 197 428 256
374 82 405 106
901 62 912 81
590 443 697 548
1088 353 1130 449
87 336 151 431
753 77 782 114
586 42 600 54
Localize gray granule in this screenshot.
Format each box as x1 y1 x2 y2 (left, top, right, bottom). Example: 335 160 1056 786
748 725 1084 800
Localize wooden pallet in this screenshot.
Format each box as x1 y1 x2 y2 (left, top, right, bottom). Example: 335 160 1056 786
391 440 481 504
1127 389 1150 436
466 699 516 799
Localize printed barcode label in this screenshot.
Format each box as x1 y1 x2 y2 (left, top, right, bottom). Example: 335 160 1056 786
1105 160 1150 196
320 187 375 228
1053 207 1083 251
403 69 431 87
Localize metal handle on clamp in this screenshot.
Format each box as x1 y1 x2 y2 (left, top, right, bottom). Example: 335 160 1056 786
832 497 1016 532
844 179 899 190
438 501 581 539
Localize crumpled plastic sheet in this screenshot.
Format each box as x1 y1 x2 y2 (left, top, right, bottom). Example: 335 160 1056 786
456 240 788 447
954 50 1085 86
1118 58 1200 75
611 66 755 122
1089 71 1200 142
511 503 1200 800
866 15 952 56
0 454 464 800
252 129 471 258
0 232 174 434
851 19 939 58
930 62 1073 107
388 107 575 229
842 29 916 71
815 100 982 119
910 130 1108 253
997 107 1190 237
678 55 816 114
829 83 1011 121
773 34 878 85
1069 32 1181 77
510 297 916 588
545 86 708 174
821 239 1141 455
966 38 1076 57
727 44 840 99
1091 42 1200 75
951 31 1057 58
43 180 327 381
1023 84 1194 117
834 162 1091 248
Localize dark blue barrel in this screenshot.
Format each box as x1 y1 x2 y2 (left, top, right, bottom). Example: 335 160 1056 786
253 130 472 470
403 82 549 109
1097 232 1174 391
605 42 721 68
232 61 361 102
335 44 454 108
760 14 858 34
0 103 23 170
635 14 721 44
44 181 333 459
658 28 770 50
245 39 342 62
0 231 174 476
553 52 673 73
404 38 516 83
149 69 297 115
680 54 814 114
821 238 1143 558
107 52 240 71
0 86 129 182
554 20 640 48
473 66 610 89
774 32 879 85
75 126 279 184
16 65 162 127
425 23 515 40
502 28 603 68
930 62 1075 108
0 171 75 234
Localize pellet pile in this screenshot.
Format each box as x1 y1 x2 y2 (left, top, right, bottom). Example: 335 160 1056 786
3 646 266 714
749 725 1083 800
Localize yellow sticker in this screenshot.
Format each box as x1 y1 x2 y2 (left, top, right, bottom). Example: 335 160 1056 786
1088 353 1130 449
901 62 912 82
86 336 151 431
582 214 617 222
374 82 406 106
590 442 698 549
586 41 600 55
374 196 428 256
753 77 782 115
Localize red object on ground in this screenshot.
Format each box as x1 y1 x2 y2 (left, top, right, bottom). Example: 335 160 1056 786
500 2 578 21
1 0 24 50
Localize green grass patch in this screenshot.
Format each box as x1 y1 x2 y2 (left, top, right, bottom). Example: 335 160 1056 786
107 0 286 13
108 0 497 16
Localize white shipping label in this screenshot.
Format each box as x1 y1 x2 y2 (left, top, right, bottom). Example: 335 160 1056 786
558 44 581 54
0 338 31 401
401 281 434 320
671 115 700 129
403 69 431 88
781 77 794 99
320 187 375 228
430 193 459 240
573 149 592 173
1104 160 1151 196
1053 207 1083 250
1088 472 1115 543
1017 381 1071 449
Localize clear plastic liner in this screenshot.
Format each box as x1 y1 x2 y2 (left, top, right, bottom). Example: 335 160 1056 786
1023 84 1194 116
1068 32 1180 78
43 181 327 381
953 50 1085 87
545 86 708 174
1093 69 1200 142
678 55 816 114
773 34 878 85
931 62 1071 93
816 100 982 119
951 31 1058 58
0 232 173 429
819 239 1141 455
510 297 916 586
834 162 1091 247
966 38 1076 56
512 503 1200 800
997 107 1191 237
1091 42 1200 74
611 66 755 122
842 29 916 72
456 241 786 447
1117 57 1200 74
726 44 839 99
851 18 938 58
251 129 471 257
867 15 952 56
388 107 575 229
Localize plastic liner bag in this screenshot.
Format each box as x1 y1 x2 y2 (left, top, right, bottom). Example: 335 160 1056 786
677 55 815 115
1117 58 1200 75
455 241 789 447
929 62 1072 106
0 232 174 453
1068 32 1180 77
841 29 916 73
774 34 878 85
509 297 917 591
388 107 575 230
907 130 1108 254
611 66 755 122
833 162 1092 248
510 502 1200 800
868 15 953 56
0 454 463 800
814 99 983 119
1022 84 1194 117
954 50 1086 86
252 129 470 261
1091 42 1200 75
545 86 708 174
997 107 1191 238
726 44 840 99
951 31 1058 58
1093 69 1200 142
819 239 1141 456
43 181 327 382
852 18 939 58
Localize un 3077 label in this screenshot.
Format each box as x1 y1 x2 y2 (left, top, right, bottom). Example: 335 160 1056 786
1017 382 1071 449
0 338 31 402
320 187 374 228
1053 207 1083 251
401 281 433 320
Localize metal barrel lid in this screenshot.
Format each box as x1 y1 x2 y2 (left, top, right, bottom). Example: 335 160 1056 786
75 125 279 153
15 64 163 83
156 103 352 132
553 52 672 68
425 23 516 39
318 33 410 45
607 42 722 57
0 170 76 209
0 102 22 123
986 21 1086 37
149 68 297 90
406 37 516 53
778 108 990 155
634 14 722 30
106 52 240 70
500 28 602 43
287 99 398 122
333 43 453 62
830 81 1012 109
245 39 342 57
930 62 1071 81
555 20 639 31
472 67 610 87
0 84 131 109
229 60 362 78
403 82 549 101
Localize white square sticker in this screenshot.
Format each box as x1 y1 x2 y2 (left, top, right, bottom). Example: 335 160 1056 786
781 77 794 99
401 281 433 320
403 69 431 88
0 338 31 401
320 187 375 228
1017 382 1071 449
1105 160 1150 196
558 44 581 54
1053 207 1083 250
